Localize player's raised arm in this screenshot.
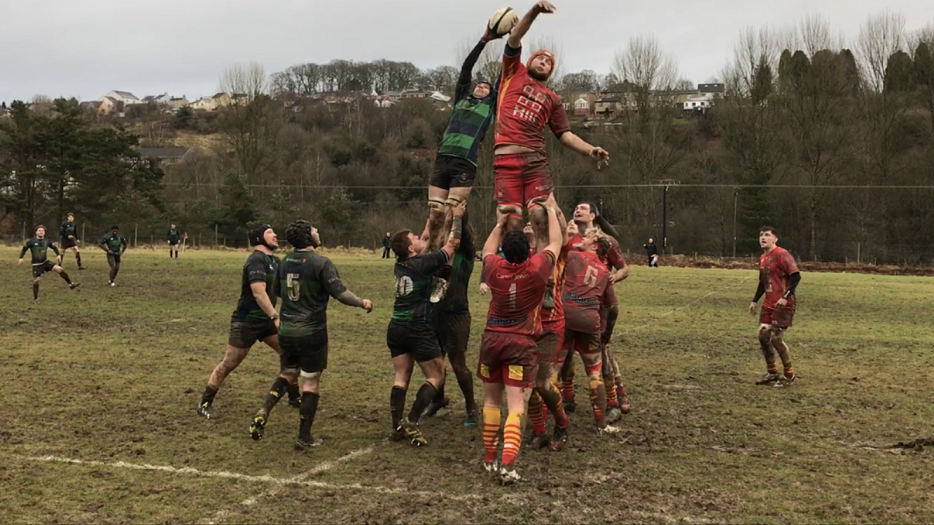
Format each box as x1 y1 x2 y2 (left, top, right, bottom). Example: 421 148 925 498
441 201 467 260
507 1 555 49
543 195 562 257
483 213 507 260
456 26 500 101
558 131 610 169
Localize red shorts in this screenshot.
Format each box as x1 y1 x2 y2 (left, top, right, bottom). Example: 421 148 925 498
560 328 603 373
477 331 538 388
760 307 794 329
536 319 565 363
493 152 553 209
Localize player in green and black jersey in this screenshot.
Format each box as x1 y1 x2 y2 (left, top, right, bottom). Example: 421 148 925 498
59 213 86 270
386 202 465 447
198 224 299 419
18 225 80 302
167 223 181 259
99 226 128 287
423 211 478 426
249 220 372 449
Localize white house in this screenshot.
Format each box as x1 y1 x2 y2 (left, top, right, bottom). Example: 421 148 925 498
191 97 214 110
683 93 715 111
429 91 451 103
101 90 140 105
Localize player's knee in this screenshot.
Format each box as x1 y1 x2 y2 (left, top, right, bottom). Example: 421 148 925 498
444 194 465 209
770 327 784 341
300 370 322 380
497 203 520 217
757 326 772 344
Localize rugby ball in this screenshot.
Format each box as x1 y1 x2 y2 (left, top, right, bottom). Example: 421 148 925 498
489 7 518 36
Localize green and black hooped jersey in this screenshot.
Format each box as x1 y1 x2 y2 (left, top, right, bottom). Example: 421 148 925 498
277 250 347 338
232 250 280 322
435 39 498 165
60 221 77 240
391 251 450 325
19 238 59 265
167 228 180 243
100 234 127 255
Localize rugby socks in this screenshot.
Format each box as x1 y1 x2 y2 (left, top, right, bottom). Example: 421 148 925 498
431 381 446 404
482 407 501 463
59 271 72 285
408 382 437 424
298 392 320 442
32 283 39 300
390 386 406 430
605 375 619 408
287 381 301 404
201 384 219 405
538 384 569 428
454 369 476 414
501 412 523 466
589 377 607 428
528 391 546 435
262 377 290 413
562 361 576 400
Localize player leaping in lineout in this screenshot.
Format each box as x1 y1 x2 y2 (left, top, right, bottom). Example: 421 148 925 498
425 24 503 302
493 1 609 243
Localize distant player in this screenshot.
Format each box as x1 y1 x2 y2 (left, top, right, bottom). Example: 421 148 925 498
493 1 608 247
99 226 128 287
478 195 561 485
422 212 479 426
250 220 372 449
561 227 619 434
59 213 86 270
749 226 801 387
387 202 466 446
426 24 502 302
644 238 659 267
18 225 80 302
197 225 298 420
167 223 181 259
563 202 630 419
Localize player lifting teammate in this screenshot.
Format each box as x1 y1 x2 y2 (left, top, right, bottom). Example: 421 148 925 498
478 194 562 485
493 1 608 246
562 227 620 434
387 202 466 446
59 213 86 270
18 225 80 302
423 211 480 426
197 224 299 420
167 223 181 259
563 202 631 419
250 220 372 449
426 24 501 302
749 226 801 387
99 226 128 287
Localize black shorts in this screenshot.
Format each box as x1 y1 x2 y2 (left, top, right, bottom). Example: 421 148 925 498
431 311 471 356
228 318 278 348
387 322 442 363
279 332 328 374
106 253 122 266
169 240 180 247
429 155 477 191
32 261 55 278
60 238 77 249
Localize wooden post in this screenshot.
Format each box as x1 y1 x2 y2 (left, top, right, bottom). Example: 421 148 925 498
214 224 218 247
134 224 138 247
857 242 861 265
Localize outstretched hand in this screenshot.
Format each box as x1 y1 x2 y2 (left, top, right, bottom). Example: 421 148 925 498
591 147 610 169
451 200 467 218
361 299 373 313
534 1 557 14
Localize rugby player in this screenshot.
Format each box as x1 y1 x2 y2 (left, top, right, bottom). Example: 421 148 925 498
478 194 561 485
197 225 298 420
18 225 80 302
59 213 86 270
749 226 801 387
250 220 372 449
167 223 181 259
387 202 466 446
99 226 128 287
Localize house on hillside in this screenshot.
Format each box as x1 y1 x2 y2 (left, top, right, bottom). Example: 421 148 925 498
594 95 622 119
191 96 213 110
571 93 596 116
698 83 725 99
373 95 395 108
101 90 140 105
400 89 429 100
384 90 403 102
429 91 451 104
211 92 232 108
168 96 189 110
141 93 170 105
135 147 190 164
683 92 715 112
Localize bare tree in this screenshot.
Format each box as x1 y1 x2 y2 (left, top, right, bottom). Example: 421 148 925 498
455 36 505 86
724 26 783 97
856 11 906 92
612 34 679 93
794 14 844 58
217 62 283 190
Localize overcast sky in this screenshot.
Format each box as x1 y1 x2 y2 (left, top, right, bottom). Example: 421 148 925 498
3 0 934 103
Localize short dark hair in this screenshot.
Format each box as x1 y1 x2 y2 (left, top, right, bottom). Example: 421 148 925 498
111 225 119 231
502 230 531 264
390 230 413 260
35 224 46 232
581 202 600 216
760 226 778 237
286 220 314 249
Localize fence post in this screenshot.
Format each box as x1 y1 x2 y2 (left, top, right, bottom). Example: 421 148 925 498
214 224 218 248
134 224 138 247
22 222 26 242
857 242 861 265
198 233 202 249
223 235 226 247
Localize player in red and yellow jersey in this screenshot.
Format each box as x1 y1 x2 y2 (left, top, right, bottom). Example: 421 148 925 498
560 227 620 434
749 226 801 387
478 195 562 485
563 202 630 421
493 1 609 250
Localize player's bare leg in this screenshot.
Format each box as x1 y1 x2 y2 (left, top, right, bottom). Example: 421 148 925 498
560 350 577 412
199 345 250 419
499 384 533 485
602 345 622 424
392 355 444 446
532 362 569 450
390 355 415 441
581 351 618 434
482 381 505 473
602 304 631 413
756 325 780 384
770 328 795 386
449 351 477 425
497 203 525 233
530 199 563 308
52 264 79 291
